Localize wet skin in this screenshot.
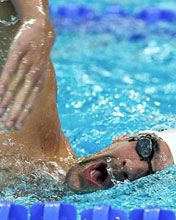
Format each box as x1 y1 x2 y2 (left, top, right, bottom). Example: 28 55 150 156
0 0 55 130
0 1 76 185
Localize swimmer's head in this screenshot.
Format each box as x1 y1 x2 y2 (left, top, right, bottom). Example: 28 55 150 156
65 134 173 193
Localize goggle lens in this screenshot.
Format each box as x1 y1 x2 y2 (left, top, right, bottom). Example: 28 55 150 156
128 134 158 174
136 137 153 159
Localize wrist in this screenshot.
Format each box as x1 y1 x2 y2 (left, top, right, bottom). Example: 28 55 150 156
21 16 53 30
20 17 55 43
21 13 50 24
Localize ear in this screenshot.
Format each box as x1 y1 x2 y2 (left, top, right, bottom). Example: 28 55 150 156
112 134 129 144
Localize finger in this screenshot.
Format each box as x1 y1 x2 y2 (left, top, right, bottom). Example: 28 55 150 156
0 59 29 116
4 74 34 128
5 73 44 128
0 46 24 96
15 86 41 130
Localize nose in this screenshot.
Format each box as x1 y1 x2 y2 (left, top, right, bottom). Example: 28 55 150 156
120 159 148 181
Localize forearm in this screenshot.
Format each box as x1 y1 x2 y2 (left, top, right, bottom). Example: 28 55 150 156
11 0 50 22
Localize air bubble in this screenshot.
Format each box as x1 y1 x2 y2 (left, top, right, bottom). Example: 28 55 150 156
106 165 122 186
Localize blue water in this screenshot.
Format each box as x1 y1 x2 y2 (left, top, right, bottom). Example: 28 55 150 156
50 0 176 215
49 0 176 11
1 0 176 216
54 31 176 157
52 4 176 157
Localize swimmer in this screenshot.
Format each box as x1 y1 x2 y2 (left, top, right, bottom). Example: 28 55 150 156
0 0 175 194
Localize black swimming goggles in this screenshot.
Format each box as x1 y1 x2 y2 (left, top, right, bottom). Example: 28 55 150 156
128 134 159 174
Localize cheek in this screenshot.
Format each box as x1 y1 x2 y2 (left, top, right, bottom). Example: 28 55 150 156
124 159 147 171
153 152 171 171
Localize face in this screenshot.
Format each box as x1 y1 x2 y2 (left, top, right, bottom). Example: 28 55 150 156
65 136 173 193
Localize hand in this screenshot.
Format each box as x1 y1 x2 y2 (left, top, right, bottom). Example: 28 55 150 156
0 18 55 129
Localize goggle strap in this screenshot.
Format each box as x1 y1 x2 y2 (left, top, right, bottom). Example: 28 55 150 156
147 158 154 174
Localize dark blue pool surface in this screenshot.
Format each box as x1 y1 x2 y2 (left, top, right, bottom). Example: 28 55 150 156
2 0 176 216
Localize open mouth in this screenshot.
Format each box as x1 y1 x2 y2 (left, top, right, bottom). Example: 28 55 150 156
83 162 112 188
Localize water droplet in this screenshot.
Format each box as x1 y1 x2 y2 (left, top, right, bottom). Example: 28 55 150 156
106 157 112 163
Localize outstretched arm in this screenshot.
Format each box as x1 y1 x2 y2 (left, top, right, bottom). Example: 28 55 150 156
0 0 55 129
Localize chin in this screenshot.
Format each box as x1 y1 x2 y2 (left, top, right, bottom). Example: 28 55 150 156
65 159 113 193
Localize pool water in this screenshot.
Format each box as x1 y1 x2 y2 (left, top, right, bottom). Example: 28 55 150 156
1 0 176 216
52 2 176 157
52 0 176 214
49 0 176 11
